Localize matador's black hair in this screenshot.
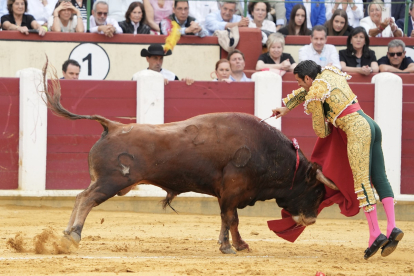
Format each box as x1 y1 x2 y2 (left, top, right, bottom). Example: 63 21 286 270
293 60 322 81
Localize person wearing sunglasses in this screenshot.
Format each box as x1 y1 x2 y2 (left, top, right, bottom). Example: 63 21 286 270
90 0 122 37
378 39 414 73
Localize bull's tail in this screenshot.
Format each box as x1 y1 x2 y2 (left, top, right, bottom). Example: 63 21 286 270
41 57 114 132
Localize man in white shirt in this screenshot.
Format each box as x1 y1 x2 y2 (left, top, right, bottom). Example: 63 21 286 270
140 44 194 85
189 0 219 28
205 1 249 36
298 25 341 69
90 1 123 37
27 0 58 26
106 0 137 22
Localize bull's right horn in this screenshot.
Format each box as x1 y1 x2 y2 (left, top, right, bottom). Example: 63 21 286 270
316 169 339 190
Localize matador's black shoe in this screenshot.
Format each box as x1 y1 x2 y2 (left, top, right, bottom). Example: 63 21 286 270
381 227 404 257
364 234 388 260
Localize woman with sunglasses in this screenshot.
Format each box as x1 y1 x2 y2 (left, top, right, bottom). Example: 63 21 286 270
360 0 402 37
277 4 311 36
1 0 46 36
48 0 84 32
339 27 378 75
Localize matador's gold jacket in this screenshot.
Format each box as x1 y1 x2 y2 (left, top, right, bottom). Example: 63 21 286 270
283 66 357 138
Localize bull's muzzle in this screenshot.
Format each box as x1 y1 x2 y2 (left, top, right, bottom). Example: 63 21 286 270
292 215 316 226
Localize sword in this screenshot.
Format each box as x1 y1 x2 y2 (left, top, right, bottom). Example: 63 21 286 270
260 112 279 122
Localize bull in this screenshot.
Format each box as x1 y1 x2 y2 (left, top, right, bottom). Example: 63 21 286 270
41 62 337 254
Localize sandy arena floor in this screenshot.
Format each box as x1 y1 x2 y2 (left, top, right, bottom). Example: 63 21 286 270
0 205 413 276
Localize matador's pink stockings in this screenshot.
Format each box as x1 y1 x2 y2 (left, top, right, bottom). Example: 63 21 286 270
382 197 396 238
364 205 381 246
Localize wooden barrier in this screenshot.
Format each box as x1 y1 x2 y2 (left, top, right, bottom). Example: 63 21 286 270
402 84 414 194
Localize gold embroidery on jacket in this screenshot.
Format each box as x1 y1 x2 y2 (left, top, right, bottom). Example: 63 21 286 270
283 88 307 110
307 101 331 138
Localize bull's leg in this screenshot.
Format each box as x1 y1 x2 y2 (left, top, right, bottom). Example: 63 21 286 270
218 198 250 254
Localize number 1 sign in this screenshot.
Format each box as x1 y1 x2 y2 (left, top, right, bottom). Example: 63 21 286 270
69 43 110 80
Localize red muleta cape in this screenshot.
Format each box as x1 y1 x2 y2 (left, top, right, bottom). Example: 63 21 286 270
268 106 362 242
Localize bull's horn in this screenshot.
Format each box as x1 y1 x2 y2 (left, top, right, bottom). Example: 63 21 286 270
316 169 339 190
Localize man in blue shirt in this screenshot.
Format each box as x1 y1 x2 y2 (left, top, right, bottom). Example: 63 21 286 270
205 1 249 36
228 49 251 81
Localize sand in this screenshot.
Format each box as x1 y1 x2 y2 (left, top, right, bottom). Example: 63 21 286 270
0 205 413 276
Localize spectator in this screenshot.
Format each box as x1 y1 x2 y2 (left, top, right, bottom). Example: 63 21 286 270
119 2 150 34
339 27 378 75
1 0 46 36
364 0 407 22
143 0 173 33
160 0 208 37
106 0 136 22
278 4 311 36
269 1 286 30
378 39 414 73
27 0 57 27
48 1 84 32
325 0 363 28
325 9 352 36
140 44 194 85
360 0 402 38
205 1 249 36
212 59 232 82
298 25 341 68
256 33 296 73
188 0 218 29
285 0 325 29
70 0 93 22
90 1 122 37
228 49 251 81
396 2 414 37
0 0 7 19
62 59 81 80
248 1 276 33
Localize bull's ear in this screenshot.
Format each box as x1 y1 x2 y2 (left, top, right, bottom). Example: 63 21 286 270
316 169 339 190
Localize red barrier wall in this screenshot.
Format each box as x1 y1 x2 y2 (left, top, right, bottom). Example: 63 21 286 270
46 80 136 189
401 84 414 194
0 78 19 189
165 81 255 123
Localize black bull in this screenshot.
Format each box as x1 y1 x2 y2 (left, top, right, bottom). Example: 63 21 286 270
42 64 337 254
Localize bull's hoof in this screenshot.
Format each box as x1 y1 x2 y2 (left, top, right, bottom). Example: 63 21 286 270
63 231 81 249
233 243 250 252
69 232 81 244
219 245 236 254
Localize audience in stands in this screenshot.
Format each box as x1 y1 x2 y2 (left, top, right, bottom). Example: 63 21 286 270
62 59 81 80
364 0 407 22
325 9 352 36
205 1 248 36
140 44 194 85
1 0 47 36
299 25 341 68
396 2 414 37
90 1 122 37
248 1 276 33
188 0 218 29
70 0 92 22
106 0 135 22
339 27 378 75
285 0 326 29
269 1 286 30
360 0 402 37
212 59 232 82
143 0 173 33
228 49 251 81
378 39 414 73
256 33 296 73
48 1 84 33
278 4 311 36
27 0 57 27
160 0 207 37
325 0 363 28
119 2 150 34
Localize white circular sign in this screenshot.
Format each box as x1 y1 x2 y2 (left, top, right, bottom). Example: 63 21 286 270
69 43 110 80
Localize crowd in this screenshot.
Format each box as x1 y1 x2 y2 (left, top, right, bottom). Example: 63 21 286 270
1 0 414 80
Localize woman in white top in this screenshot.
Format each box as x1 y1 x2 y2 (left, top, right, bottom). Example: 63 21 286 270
325 0 364 28
248 1 276 45
359 0 402 37
48 0 84 33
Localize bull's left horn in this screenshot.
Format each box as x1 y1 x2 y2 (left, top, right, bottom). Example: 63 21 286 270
316 169 339 190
